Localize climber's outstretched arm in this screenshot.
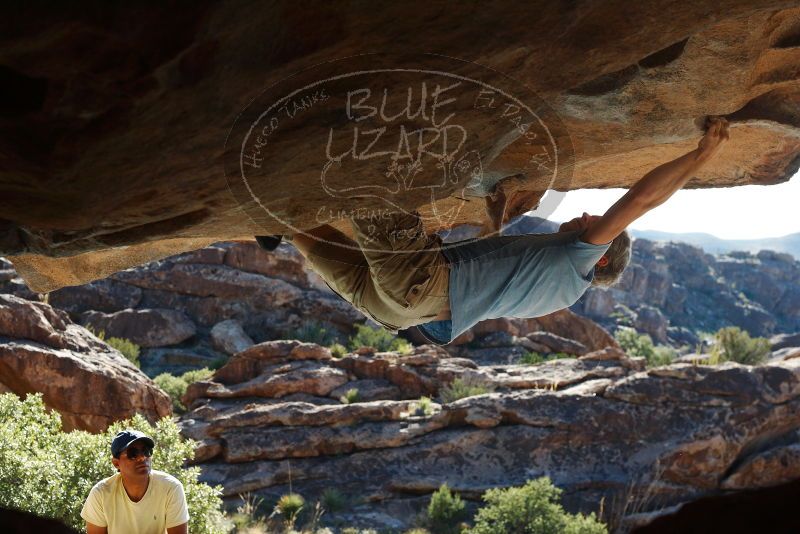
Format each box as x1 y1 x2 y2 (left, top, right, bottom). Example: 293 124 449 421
581 117 730 245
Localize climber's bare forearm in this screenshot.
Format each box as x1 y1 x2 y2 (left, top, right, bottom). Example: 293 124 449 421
627 148 712 209
582 118 729 246
582 148 711 245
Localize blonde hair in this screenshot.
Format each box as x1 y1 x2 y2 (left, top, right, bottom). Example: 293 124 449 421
591 230 631 287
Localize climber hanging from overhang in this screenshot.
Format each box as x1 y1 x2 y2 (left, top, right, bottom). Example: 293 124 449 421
257 117 730 345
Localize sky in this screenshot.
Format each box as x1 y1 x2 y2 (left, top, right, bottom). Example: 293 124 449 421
538 171 800 240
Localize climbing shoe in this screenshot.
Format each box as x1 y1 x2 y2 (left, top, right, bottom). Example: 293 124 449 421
255 235 283 251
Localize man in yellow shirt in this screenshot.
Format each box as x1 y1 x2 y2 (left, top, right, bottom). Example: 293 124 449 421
81 430 189 534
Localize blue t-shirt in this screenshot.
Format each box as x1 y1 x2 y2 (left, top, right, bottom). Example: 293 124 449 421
417 216 611 345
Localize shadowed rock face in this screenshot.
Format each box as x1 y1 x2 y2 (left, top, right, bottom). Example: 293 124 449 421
180 339 800 530
2 2 800 291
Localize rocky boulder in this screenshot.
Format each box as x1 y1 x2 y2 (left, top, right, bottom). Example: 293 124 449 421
180 339 800 531
574 239 800 339
8 242 365 377
467 309 618 351
49 278 142 315
210 319 254 356
0 294 171 431
771 332 800 351
81 308 196 347
634 305 669 344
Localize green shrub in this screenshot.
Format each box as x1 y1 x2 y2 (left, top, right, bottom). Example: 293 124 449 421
88 327 141 367
0 393 226 533
710 326 770 365
348 324 413 354
275 492 305 528
231 492 267 531
615 328 655 360
440 376 495 404
330 342 348 358
106 336 141 366
427 483 468 534
153 368 214 413
153 373 186 412
339 388 361 404
649 345 676 367
413 396 434 416
182 368 214 384
321 487 347 513
614 328 676 368
284 320 340 346
520 352 545 365
469 477 607 534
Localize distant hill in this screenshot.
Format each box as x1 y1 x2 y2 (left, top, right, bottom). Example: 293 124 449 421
629 230 800 260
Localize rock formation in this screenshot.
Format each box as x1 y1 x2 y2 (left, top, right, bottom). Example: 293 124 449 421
46 242 365 375
0 294 171 431
5 241 614 376
180 339 800 530
2 2 800 291
574 239 800 341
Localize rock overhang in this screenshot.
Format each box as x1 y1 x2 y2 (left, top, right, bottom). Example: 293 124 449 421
1 1 799 292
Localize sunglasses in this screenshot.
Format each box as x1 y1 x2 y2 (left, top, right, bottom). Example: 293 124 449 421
125 446 153 460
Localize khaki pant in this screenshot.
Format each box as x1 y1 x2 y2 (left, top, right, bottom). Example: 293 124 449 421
303 211 450 333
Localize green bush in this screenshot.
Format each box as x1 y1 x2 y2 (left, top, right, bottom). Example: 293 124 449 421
427 483 468 534
230 492 267 531
88 327 141 367
413 396 434 416
440 376 495 404
0 393 227 533
321 487 348 513
330 342 349 358
153 368 214 413
339 388 361 404
469 477 606 534
348 324 413 354
284 320 339 346
520 352 545 365
275 492 305 528
649 345 676 367
615 328 655 360
710 326 770 365
614 328 676 368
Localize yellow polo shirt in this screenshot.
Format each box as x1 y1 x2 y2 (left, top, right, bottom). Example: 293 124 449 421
81 470 189 533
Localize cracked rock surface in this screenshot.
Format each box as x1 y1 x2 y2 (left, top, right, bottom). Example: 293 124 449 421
181 340 800 529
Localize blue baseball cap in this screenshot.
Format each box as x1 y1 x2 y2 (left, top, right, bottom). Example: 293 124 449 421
111 430 155 458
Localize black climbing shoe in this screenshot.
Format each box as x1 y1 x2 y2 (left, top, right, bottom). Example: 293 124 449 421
255 235 283 251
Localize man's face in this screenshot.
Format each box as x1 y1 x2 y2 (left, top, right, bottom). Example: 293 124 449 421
112 439 153 478
559 212 601 233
